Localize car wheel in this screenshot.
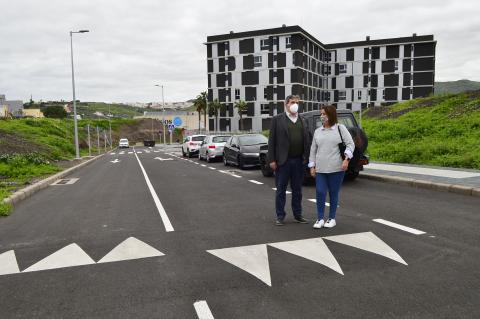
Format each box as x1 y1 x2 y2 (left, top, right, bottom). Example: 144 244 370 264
260 156 274 177
206 152 210 163
223 154 229 166
182 147 186 157
238 155 245 170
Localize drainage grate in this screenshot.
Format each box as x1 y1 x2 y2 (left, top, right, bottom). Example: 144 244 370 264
51 178 79 186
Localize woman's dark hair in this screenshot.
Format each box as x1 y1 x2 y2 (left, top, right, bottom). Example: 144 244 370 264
320 105 338 125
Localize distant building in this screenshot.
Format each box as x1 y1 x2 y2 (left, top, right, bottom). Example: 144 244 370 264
0 105 8 118
23 109 44 118
206 25 436 131
135 110 207 131
0 94 24 117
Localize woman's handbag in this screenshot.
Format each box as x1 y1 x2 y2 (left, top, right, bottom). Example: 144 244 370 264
337 125 346 160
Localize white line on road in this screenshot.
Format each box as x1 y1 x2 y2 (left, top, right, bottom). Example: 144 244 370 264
366 163 480 179
134 152 174 232
208 167 216 170
249 180 264 185
201 164 207 167
373 219 426 235
194 300 215 319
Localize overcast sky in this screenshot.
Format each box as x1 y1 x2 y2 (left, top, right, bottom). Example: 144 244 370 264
1 0 479 103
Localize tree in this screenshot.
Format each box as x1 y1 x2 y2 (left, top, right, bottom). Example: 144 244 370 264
42 105 67 118
194 92 207 132
208 98 223 132
234 100 248 131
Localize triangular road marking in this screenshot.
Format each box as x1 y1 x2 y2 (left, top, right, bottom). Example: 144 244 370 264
98 237 164 264
0 250 20 275
23 244 95 272
269 238 343 275
323 232 407 265
207 244 271 286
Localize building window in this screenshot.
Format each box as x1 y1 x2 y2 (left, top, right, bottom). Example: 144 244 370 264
358 91 362 100
286 36 292 48
382 89 385 99
235 89 240 100
339 91 346 100
254 55 262 67
225 42 230 55
261 104 270 115
260 39 269 50
264 88 268 99
339 64 347 74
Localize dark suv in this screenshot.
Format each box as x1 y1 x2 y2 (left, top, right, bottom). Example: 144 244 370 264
259 109 369 182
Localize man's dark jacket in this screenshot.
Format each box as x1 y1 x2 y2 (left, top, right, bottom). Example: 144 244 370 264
267 112 311 166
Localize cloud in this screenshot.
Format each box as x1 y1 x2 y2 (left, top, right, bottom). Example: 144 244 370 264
0 0 479 102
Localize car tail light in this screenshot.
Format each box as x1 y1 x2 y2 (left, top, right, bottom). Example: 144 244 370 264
208 145 216 149
189 142 195 146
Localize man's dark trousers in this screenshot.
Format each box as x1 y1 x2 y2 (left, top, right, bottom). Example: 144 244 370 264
275 157 304 220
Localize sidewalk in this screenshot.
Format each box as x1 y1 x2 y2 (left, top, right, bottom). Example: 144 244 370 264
360 162 480 197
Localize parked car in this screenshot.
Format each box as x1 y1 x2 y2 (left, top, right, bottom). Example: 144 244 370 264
198 135 231 162
143 140 155 147
119 138 129 148
182 135 207 157
223 134 268 169
259 109 369 181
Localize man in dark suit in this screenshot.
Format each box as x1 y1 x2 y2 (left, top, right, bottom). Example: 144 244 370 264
267 95 310 226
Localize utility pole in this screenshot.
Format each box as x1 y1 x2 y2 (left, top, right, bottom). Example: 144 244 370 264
108 104 112 149
87 124 91 156
96 126 100 155
104 131 107 152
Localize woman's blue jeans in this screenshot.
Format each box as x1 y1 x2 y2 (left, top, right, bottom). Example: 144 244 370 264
315 171 345 220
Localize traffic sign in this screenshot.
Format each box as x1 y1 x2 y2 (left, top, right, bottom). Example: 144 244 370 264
173 117 182 127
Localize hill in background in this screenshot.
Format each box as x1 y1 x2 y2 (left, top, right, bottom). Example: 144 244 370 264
435 80 480 94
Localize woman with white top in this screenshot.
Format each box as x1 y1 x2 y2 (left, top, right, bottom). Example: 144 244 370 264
308 105 355 229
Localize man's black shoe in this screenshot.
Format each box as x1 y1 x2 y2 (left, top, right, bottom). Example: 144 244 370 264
275 219 285 226
294 216 308 224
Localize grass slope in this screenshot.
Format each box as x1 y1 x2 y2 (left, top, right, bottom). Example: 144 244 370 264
362 92 480 169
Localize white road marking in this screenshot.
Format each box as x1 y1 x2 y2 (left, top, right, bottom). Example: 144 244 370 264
110 153 116 155
23 243 95 272
307 199 331 207
110 159 120 164
324 232 407 265
154 157 173 161
269 238 343 275
208 167 216 170
119 151 125 155
249 180 264 185
154 150 160 153
194 301 215 319
194 162 199 165
373 219 426 235
128 151 133 154
50 178 79 186
137 151 143 154
201 164 207 167
207 244 271 286
0 250 20 275
366 163 480 179
145 150 151 153
272 188 291 194
134 152 174 232
98 237 164 263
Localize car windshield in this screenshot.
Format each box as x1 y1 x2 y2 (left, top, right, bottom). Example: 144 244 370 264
239 135 268 145
192 136 206 142
212 136 230 143
120 139 128 142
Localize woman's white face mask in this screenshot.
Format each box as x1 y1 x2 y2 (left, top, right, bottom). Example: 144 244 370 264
289 103 299 114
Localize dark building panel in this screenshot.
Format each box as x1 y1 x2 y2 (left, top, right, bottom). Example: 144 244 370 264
277 69 284 83
207 44 212 58
414 42 435 57
293 51 303 67
291 34 303 50
216 74 225 87
247 103 255 116
384 74 399 87
413 72 434 86
277 86 285 101
403 59 411 72
371 47 380 59
371 74 378 87
243 55 254 70
364 47 369 60
220 118 231 131
345 76 354 88
220 102 227 116
332 77 336 89
370 89 377 101
346 103 352 110
228 103 233 117
208 60 213 73
277 102 284 114
413 57 435 71
385 88 398 100
207 89 213 102
402 88 410 100
227 73 232 86
268 53 274 68
228 57 236 71
371 61 376 73
240 118 252 131
219 58 225 72
363 75 368 87
265 86 273 100
363 62 369 74
346 48 354 61
245 87 257 101
209 119 214 131
382 60 395 73
277 52 286 68
413 86 433 98
334 90 339 102
403 73 411 86
404 44 412 58
217 42 225 57
218 89 227 102
386 45 399 59
241 71 259 85
262 118 272 131
239 38 254 54
335 63 339 75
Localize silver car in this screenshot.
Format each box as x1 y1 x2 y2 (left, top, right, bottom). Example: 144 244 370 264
198 135 230 162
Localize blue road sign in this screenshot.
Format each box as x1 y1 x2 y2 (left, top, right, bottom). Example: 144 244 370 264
173 117 182 127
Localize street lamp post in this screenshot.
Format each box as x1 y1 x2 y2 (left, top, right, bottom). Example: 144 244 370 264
70 29 89 159
155 84 166 146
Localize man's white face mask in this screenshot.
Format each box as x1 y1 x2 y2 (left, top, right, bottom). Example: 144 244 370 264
289 103 299 114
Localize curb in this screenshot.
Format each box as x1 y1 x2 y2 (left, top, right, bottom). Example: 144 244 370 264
359 172 480 197
2 154 105 206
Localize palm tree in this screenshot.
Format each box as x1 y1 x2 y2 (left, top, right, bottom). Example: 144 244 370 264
209 98 223 132
234 100 248 131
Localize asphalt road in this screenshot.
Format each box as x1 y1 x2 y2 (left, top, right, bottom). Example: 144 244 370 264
0 146 479 318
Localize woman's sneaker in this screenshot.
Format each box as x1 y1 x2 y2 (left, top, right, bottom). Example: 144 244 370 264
324 219 336 228
313 220 324 229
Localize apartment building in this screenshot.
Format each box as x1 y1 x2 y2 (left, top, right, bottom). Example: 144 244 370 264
206 25 436 132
